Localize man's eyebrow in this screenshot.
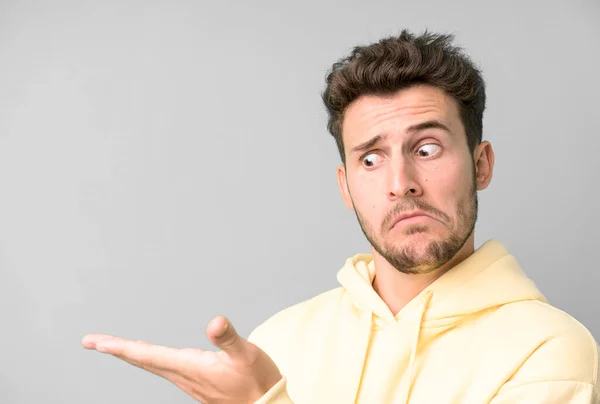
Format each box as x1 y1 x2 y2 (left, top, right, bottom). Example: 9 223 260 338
348 120 451 155
349 134 388 155
407 120 452 134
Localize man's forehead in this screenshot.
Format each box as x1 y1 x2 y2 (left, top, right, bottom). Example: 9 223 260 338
342 86 460 141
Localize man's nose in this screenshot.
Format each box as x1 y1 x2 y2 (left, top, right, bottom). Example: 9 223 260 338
386 159 423 200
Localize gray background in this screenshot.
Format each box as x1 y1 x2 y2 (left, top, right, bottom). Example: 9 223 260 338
1 0 599 403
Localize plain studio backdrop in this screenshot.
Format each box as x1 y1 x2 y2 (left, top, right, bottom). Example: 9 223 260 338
1 0 599 403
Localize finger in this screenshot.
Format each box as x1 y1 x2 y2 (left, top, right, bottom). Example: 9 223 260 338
206 316 246 358
81 334 126 349
81 334 150 349
95 338 185 375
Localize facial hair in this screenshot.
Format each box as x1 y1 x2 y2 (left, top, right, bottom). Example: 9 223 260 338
352 177 478 275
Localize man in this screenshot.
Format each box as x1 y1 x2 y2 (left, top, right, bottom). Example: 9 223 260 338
82 30 600 403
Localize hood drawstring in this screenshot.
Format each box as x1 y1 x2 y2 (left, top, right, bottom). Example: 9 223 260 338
403 290 433 404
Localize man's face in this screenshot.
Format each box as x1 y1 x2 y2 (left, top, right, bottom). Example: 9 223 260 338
337 84 488 275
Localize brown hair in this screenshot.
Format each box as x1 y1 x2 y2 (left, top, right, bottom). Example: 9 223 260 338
322 29 486 163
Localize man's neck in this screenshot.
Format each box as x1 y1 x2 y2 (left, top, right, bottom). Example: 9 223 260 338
371 236 475 316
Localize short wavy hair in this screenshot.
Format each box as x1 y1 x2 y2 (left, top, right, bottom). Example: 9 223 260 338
322 29 486 163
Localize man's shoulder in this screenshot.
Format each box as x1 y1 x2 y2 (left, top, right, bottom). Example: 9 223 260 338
496 299 596 342
491 299 599 386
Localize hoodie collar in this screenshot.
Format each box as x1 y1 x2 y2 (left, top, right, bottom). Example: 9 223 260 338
336 239 547 327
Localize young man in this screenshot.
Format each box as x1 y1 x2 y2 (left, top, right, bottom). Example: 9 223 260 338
82 30 600 403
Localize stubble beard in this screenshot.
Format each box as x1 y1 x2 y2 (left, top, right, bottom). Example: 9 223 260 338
353 180 478 275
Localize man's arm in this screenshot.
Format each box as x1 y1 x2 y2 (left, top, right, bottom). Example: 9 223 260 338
82 315 286 404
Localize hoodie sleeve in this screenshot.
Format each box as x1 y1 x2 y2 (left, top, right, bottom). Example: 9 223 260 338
490 323 600 404
252 377 295 404
247 316 296 404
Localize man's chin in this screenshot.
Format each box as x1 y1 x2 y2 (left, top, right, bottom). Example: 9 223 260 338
384 250 442 275
382 235 452 269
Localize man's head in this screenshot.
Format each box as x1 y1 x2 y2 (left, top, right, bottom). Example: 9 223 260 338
322 30 494 275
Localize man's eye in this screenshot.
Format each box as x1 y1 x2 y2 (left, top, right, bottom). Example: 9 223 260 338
416 144 441 157
362 153 382 167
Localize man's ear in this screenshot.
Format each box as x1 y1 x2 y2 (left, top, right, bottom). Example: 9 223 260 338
473 141 495 191
337 164 355 211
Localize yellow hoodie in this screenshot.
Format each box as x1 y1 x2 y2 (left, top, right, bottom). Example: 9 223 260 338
248 240 600 403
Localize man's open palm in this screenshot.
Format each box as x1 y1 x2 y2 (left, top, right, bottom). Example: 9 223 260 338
81 316 282 404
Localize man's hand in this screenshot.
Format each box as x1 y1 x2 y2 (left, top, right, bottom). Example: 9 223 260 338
81 316 282 404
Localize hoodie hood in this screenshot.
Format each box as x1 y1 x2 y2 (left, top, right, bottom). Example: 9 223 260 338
337 239 547 328
336 239 548 403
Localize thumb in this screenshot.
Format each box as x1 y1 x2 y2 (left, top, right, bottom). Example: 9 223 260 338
206 315 246 357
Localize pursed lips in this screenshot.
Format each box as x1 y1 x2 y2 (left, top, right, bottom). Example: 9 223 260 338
390 210 435 229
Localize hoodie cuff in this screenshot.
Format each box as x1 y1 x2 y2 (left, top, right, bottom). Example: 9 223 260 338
253 376 293 404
